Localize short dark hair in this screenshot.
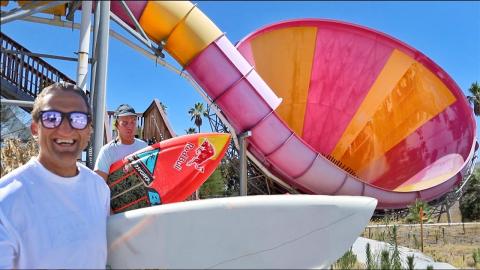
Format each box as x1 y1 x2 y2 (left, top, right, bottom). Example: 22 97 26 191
31 82 91 122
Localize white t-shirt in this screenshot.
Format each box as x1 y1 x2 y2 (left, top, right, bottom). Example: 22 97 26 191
94 138 148 174
0 158 110 269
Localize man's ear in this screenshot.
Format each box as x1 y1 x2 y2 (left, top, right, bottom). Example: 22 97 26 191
31 121 39 136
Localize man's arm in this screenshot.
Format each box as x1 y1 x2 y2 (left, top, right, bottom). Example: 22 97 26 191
94 146 110 182
94 170 108 181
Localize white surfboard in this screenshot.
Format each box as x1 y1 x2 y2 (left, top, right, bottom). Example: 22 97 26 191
107 195 377 269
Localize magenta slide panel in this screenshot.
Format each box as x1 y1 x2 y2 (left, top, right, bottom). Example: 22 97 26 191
303 24 395 155
110 1 148 28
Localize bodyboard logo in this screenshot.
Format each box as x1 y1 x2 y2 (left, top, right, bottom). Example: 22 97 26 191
186 139 216 173
127 149 159 186
174 142 195 171
147 188 161 206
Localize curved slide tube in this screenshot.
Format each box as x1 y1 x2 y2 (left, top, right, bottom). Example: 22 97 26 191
22 1 474 208
109 1 475 209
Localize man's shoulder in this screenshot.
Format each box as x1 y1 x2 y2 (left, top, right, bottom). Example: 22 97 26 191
100 140 118 150
0 160 36 201
0 160 35 188
78 163 106 181
134 138 148 147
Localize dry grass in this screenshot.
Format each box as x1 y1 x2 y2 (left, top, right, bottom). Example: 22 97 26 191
0 138 38 177
363 223 480 269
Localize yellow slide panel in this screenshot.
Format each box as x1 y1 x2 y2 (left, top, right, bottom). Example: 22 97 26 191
17 1 66 16
139 1 222 66
250 27 317 136
334 50 456 174
331 50 415 160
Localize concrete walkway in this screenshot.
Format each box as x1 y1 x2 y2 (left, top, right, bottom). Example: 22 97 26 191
352 237 455 269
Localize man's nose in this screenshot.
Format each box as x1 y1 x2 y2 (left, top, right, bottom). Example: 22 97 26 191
57 117 74 133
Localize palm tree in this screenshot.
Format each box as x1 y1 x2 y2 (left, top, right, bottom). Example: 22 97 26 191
188 102 208 133
467 81 480 116
185 127 197 134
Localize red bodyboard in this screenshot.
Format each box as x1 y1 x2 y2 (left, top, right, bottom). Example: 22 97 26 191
107 133 230 213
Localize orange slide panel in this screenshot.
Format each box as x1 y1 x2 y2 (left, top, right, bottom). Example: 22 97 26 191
249 27 317 136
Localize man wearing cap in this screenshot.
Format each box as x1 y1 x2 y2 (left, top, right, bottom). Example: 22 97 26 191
94 104 148 181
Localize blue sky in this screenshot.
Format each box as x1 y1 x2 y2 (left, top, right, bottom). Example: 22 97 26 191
2 1 479 140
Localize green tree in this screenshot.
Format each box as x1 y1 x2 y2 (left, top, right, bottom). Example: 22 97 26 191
459 166 480 221
221 159 240 196
467 81 480 116
406 199 431 223
185 127 197 134
199 167 226 198
188 102 208 133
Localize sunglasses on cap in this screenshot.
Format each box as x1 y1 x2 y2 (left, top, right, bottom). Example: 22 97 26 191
40 110 91 130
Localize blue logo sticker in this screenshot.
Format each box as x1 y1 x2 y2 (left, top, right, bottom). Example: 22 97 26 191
136 149 160 175
147 188 161 206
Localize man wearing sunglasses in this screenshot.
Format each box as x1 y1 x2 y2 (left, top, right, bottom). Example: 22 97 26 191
94 103 147 181
0 82 110 268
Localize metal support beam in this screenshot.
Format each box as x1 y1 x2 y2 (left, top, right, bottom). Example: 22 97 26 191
239 131 252 196
0 49 79 62
110 12 164 59
0 98 34 108
76 0 92 90
118 0 152 48
92 1 110 165
0 1 68 24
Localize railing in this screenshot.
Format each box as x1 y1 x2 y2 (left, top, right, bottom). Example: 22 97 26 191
0 32 75 99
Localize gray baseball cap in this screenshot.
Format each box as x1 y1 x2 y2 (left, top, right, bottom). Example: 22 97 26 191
114 104 136 117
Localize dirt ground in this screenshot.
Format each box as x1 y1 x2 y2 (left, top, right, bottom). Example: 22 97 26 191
363 222 480 269
362 203 479 269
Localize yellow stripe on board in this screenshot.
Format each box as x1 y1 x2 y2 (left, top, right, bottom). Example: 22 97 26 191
250 27 317 136
139 1 222 66
332 49 456 174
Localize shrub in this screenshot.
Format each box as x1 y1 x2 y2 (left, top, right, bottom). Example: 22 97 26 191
406 199 431 223
459 167 480 221
1 138 38 177
334 248 357 269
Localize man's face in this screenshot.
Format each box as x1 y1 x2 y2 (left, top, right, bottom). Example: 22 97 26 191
116 115 137 140
31 90 91 170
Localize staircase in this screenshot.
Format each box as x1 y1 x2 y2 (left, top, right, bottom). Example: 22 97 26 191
0 32 75 110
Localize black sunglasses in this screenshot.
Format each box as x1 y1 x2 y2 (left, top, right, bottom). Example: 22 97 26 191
40 110 91 130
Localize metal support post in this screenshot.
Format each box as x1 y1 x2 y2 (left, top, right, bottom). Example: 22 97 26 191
86 1 101 168
89 0 101 98
91 1 110 166
76 0 92 90
239 131 252 196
